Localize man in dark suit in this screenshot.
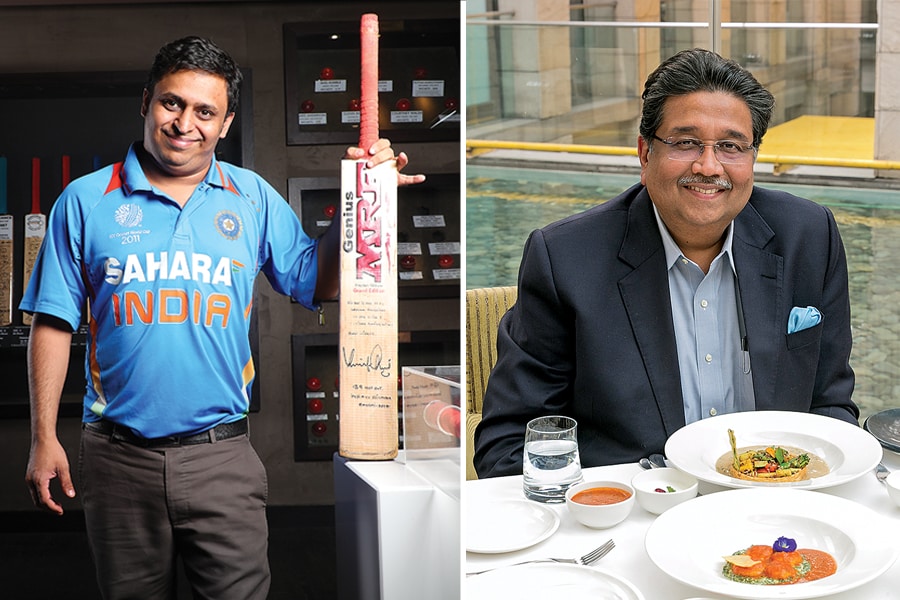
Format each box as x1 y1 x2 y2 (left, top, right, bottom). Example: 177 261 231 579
473 48 859 478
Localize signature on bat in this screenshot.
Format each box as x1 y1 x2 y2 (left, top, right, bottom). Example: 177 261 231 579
342 344 392 378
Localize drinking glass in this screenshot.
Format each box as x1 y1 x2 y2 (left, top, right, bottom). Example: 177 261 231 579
523 415 583 502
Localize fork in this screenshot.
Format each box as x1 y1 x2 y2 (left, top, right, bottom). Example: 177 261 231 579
467 539 615 576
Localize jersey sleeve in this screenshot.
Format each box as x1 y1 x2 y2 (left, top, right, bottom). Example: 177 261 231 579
256 178 319 310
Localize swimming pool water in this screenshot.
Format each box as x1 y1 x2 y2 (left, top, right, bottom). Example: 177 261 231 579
466 164 900 424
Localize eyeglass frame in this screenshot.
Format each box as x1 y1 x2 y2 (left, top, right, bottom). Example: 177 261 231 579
650 134 757 164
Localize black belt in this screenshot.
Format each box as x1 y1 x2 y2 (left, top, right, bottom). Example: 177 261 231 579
84 418 248 448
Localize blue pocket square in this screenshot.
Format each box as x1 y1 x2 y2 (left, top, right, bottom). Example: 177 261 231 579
788 306 821 334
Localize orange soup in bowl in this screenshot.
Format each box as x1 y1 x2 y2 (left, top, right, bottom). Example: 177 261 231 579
571 486 632 506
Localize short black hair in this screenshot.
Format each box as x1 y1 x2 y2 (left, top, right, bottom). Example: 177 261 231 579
146 36 242 114
639 48 775 148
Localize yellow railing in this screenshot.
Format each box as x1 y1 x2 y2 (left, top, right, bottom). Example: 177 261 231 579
467 140 638 157
466 140 900 171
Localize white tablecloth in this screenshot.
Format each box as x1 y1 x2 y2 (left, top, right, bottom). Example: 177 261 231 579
465 449 900 599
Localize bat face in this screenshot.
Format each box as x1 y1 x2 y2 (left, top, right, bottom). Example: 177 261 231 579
338 157 399 460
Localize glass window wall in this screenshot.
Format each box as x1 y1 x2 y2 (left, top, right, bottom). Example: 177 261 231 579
466 0 879 154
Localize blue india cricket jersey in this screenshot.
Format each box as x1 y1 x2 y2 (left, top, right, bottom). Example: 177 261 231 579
20 144 319 437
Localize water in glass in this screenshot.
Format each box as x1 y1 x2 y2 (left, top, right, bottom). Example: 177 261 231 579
523 416 583 502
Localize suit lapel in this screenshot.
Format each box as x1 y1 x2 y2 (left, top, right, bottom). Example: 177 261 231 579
618 190 686 436
732 199 782 409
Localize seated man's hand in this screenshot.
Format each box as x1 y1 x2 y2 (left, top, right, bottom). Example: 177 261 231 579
344 138 426 187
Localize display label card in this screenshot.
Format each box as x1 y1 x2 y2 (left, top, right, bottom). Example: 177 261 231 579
390 110 423 123
379 80 393 92
399 271 424 281
342 111 361 124
412 80 445 97
306 414 328 422
306 391 326 399
397 242 422 255
0 215 12 240
428 241 460 255
433 268 460 280
316 219 332 228
315 79 348 92
299 113 328 126
412 215 445 228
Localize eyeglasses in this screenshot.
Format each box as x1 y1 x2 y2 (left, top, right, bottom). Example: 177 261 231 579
651 135 757 164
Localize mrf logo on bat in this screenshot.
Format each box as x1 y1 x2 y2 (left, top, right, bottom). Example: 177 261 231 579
342 162 392 283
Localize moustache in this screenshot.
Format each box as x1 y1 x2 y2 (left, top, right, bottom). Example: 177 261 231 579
678 176 733 190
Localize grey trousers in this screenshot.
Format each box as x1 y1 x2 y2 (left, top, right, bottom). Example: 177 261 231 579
79 425 270 600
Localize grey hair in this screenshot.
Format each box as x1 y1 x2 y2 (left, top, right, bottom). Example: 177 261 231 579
639 48 775 148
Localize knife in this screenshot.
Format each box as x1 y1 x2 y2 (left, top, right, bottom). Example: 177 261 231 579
875 462 890 485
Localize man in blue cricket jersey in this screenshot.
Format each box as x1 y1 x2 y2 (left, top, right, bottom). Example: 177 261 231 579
21 36 424 599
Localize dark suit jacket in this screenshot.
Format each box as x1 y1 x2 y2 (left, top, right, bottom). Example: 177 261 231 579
473 183 859 478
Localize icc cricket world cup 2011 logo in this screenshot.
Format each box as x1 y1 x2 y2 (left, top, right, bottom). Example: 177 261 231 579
342 162 392 282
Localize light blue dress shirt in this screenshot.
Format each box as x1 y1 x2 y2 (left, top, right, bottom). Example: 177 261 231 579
652 206 756 424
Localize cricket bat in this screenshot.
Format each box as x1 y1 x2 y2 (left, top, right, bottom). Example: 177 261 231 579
22 157 45 326
0 156 12 326
338 13 400 460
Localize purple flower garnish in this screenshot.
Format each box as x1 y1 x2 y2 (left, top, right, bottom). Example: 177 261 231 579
773 536 797 553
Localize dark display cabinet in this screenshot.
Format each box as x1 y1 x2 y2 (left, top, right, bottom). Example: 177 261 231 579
291 329 459 461
283 17 460 146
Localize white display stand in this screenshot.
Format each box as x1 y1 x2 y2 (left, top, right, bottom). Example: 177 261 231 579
334 451 460 600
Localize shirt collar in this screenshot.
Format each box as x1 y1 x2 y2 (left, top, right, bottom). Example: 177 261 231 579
122 142 225 194
652 203 737 274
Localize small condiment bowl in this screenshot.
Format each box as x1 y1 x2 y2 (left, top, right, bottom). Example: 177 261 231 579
885 470 900 507
631 467 699 514
565 480 635 529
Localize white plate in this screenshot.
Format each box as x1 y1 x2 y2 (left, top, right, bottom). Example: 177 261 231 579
466 563 645 599
665 411 881 490
466 499 560 554
645 488 899 599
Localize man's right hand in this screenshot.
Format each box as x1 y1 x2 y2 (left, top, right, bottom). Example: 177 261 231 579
26 437 75 515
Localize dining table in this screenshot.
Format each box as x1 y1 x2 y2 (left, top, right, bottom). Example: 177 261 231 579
465 446 900 599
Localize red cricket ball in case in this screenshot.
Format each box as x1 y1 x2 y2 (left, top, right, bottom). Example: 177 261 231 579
320 67 334 80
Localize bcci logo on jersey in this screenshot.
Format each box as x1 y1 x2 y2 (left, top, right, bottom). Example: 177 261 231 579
215 210 242 241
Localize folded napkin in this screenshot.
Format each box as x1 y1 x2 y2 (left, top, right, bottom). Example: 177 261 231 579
788 306 821 334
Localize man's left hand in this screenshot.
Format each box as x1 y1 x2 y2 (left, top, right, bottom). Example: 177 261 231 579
344 139 426 187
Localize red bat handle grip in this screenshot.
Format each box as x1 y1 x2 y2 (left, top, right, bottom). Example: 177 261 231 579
62 155 71 188
359 13 379 152
31 157 40 214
